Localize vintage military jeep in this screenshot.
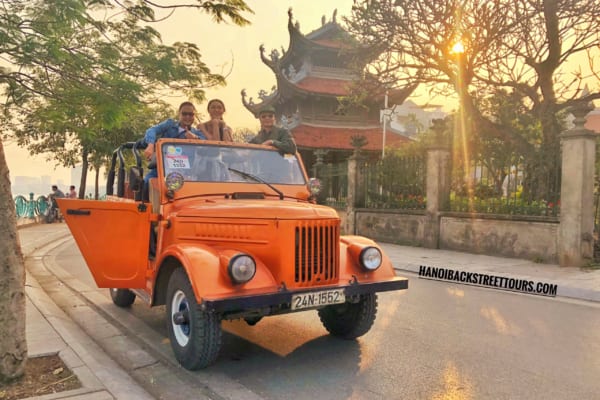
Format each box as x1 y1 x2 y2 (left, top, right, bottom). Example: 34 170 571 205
58 139 408 370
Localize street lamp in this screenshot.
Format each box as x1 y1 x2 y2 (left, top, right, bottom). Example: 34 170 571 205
380 91 392 159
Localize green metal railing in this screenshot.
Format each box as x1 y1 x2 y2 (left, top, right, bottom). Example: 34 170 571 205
14 193 48 218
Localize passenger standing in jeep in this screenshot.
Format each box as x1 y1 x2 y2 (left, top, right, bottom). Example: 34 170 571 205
142 101 206 185
249 105 297 154
198 99 234 142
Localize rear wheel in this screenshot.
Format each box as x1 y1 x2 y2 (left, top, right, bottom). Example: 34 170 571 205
109 288 136 307
166 268 222 370
318 293 378 339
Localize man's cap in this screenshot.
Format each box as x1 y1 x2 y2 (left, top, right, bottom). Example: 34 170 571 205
257 105 276 116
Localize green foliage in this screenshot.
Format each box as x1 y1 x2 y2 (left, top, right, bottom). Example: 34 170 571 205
0 0 253 190
346 0 598 206
450 193 560 217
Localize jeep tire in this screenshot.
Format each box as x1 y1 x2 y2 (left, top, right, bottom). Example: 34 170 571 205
166 268 222 370
109 288 136 307
318 293 378 339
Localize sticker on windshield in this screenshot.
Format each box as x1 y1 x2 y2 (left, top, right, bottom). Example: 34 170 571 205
166 146 183 155
165 155 190 169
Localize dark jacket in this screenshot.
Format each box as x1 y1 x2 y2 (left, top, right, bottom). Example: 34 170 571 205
249 126 297 154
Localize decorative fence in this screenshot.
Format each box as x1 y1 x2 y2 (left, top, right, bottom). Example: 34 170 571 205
13 193 106 219
315 147 559 218
14 194 49 218
360 155 427 210
316 162 348 208
449 154 561 217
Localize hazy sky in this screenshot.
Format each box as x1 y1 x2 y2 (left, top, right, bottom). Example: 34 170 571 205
6 0 358 187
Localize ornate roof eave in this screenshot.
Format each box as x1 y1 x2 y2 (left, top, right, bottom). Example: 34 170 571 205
259 9 367 78
384 83 420 106
241 88 282 117
286 8 360 54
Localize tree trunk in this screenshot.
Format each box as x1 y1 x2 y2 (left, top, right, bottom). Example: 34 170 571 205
0 138 27 383
94 166 100 200
79 148 89 199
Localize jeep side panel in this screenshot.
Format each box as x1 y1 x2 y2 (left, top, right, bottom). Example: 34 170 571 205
57 198 151 288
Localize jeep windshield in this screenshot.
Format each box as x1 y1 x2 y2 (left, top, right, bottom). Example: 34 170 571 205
160 142 306 185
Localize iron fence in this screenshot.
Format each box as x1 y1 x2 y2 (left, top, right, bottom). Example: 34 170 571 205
361 155 426 210
316 162 348 208
450 155 560 217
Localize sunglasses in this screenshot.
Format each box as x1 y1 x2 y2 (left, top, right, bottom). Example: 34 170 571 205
181 112 195 117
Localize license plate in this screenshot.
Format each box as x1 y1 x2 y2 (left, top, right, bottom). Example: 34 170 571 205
291 289 345 310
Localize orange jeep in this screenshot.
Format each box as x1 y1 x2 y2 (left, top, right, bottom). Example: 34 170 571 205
58 139 408 370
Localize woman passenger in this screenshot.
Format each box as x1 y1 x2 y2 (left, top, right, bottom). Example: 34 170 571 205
198 99 234 142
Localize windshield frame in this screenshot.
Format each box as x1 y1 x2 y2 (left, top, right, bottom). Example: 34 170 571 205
158 140 307 186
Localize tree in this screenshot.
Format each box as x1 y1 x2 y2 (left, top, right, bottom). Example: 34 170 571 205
345 0 600 197
0 0 253 382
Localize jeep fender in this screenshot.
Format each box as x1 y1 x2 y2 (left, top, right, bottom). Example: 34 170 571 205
339 235 397 283
158 244 279 303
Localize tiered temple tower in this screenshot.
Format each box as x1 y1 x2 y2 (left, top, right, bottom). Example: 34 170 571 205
242 9 415 169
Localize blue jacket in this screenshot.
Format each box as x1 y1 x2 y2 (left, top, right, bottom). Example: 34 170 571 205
144 119 206 144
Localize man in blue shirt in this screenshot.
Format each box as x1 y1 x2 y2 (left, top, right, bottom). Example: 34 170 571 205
143 101 206 183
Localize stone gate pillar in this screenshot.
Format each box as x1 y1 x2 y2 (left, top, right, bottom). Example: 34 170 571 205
558 102 596 267
423 145 451 248
345 151 365 235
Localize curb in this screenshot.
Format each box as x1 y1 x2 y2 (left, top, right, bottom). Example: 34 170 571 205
24 235 155 400
26 259 154 399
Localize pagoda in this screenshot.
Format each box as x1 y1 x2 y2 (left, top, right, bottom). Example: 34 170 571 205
241 8 415 169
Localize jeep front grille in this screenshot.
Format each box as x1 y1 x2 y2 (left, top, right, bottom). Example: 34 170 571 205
294 221 339 285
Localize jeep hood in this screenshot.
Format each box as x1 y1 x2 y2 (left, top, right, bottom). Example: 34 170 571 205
173 200 339 220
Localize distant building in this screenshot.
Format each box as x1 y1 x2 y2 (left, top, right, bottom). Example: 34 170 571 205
387 100 447 139
242 8 416 168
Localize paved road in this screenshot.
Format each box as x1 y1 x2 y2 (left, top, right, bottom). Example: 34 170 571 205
25 225 600 399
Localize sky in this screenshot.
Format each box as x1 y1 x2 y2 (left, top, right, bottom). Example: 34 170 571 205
5 0 358 187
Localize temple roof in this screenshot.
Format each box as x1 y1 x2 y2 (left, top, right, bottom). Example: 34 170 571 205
293 77 351 96
291 124 410 151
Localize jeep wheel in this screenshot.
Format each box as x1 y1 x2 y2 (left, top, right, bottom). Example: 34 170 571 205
109 288 136 307
318 293 378 339
166 268 222 370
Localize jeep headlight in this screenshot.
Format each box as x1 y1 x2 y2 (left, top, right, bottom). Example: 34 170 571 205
228 254 256 284
359 247 382 271
165 172 184 192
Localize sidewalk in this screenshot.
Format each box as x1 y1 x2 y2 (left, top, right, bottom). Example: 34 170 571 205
19 223 600 400
22 223 155 400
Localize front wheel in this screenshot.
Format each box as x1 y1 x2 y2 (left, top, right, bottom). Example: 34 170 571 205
110 288 136 307
318 293 378 339
166 268 222 370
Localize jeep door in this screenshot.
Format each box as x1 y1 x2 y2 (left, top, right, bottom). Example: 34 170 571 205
58 199 151 289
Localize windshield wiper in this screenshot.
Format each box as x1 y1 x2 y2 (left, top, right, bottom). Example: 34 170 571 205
228 168 284 200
